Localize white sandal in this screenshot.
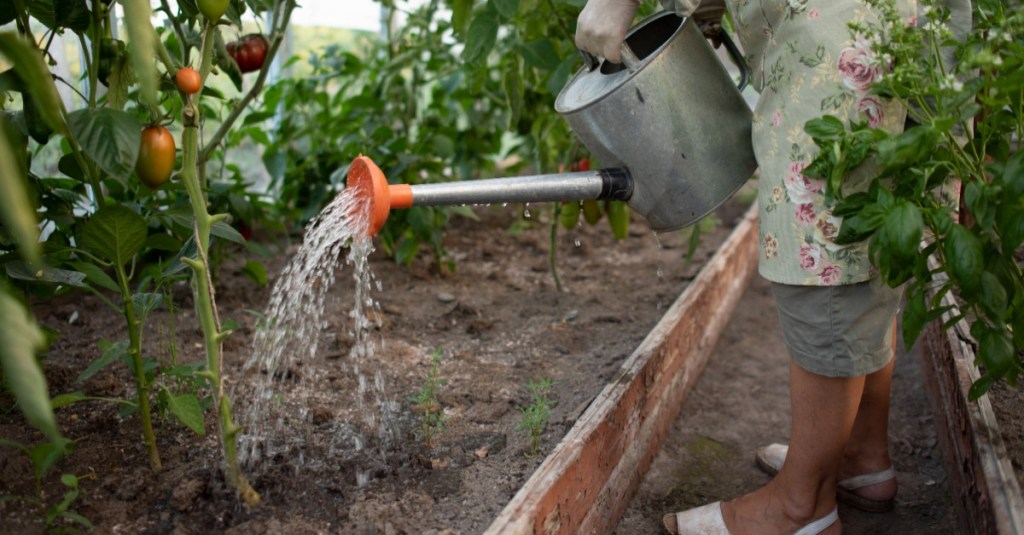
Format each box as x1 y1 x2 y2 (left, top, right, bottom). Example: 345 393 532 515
662 502 838 534
755 443 896 512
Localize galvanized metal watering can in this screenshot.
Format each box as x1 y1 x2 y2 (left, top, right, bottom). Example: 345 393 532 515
349 11 756 235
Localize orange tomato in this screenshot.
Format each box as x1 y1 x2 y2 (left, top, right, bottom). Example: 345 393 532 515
175 67 201 94
136 125 176 189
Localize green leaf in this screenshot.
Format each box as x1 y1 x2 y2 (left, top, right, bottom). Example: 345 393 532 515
877 126 938 171
0 289 62 444
976 325 1015 378
803 115 846 142
211 220 246 245
0 2 16 25
968 375 993 401
54 0 91 33
77 340 128 383
163 236 198 277
68 261 119 292
883 201 922 254
58 153 86 182
51 391 87 409
491 0 520 19
241 260 268 287
163 391 206 436
998 148 1024 197
66 109 142 182
132 292 163 317
943 224 984 293
0 32 67 136
451 0 473 36
5 261 89 288
28 440 69 479
0 115 41 266
462 7 499 66
505 56 524 131
979 271 1008 321
26 0 57 29
517 39 561 70
80 204 148 266
144 232 182 253
901 285 928 349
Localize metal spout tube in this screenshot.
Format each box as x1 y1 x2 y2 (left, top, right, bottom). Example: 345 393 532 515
347 155 633 236
406 168 633 207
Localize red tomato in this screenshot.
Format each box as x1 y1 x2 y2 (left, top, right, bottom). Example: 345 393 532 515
227 34 269 73
136 125 176 189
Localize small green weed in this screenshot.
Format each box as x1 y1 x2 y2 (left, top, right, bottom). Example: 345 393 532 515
517 378 555 457
410 348 447 448
0 438 93 531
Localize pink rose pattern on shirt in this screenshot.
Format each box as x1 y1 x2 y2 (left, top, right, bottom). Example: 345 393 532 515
727 0 913 285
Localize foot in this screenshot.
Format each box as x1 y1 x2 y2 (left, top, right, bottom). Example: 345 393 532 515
755 443 897 512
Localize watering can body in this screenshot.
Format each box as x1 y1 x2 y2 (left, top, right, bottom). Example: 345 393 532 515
348 11 757 236
555 11 757 232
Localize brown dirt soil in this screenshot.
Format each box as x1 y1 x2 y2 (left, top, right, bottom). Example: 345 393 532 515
2 187 1021 534
1 194 746 535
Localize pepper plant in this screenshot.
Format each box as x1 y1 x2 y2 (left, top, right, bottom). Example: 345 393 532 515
804 0 1023 397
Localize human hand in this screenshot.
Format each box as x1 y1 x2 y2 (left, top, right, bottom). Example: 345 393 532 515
575 0 642 63
691 0 726 48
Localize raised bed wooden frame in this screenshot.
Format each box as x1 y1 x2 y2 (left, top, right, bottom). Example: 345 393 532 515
485 204 760 534
919 288 1024 535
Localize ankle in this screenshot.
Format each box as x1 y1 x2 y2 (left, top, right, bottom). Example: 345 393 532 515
769 478 837 525
840 445 891 476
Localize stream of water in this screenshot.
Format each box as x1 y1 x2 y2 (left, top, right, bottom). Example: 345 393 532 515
236 186 394 472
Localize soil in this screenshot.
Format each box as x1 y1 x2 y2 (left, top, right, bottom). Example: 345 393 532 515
1 187 1020 534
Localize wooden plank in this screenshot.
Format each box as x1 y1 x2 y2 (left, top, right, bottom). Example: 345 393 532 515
920 288 1024 535
485 203 760 535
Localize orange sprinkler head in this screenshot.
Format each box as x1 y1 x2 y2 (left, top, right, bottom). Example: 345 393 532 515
347 155 413 236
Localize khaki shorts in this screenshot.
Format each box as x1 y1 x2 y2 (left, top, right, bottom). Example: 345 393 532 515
771 278 903 378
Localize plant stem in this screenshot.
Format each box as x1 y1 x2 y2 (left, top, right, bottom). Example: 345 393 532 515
180 111 259 505
115 263 161 470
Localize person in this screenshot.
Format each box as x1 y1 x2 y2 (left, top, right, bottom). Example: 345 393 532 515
574 0 968 533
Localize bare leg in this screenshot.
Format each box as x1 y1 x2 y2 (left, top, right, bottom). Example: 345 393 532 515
840 320 898 500
720 362 864 534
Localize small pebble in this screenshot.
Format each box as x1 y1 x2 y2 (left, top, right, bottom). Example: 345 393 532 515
437 292 455 303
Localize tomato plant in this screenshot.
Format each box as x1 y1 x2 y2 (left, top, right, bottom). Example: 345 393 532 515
136 125 176 189
175 67 201 94
227 34 269 73
0 0 294 510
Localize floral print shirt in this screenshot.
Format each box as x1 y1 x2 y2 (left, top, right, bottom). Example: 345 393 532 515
663 0 916 285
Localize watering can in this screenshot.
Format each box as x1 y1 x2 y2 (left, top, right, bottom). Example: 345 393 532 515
349 11 756 236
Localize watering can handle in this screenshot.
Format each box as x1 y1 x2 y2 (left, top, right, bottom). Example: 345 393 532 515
718 29 750 92
579 24 750 92
579 43 641 73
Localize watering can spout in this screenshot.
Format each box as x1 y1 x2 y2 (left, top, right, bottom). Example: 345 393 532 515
347 155 633 237
347 155 413 236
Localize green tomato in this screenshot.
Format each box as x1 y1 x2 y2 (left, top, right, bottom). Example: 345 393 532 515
197 0 229 22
